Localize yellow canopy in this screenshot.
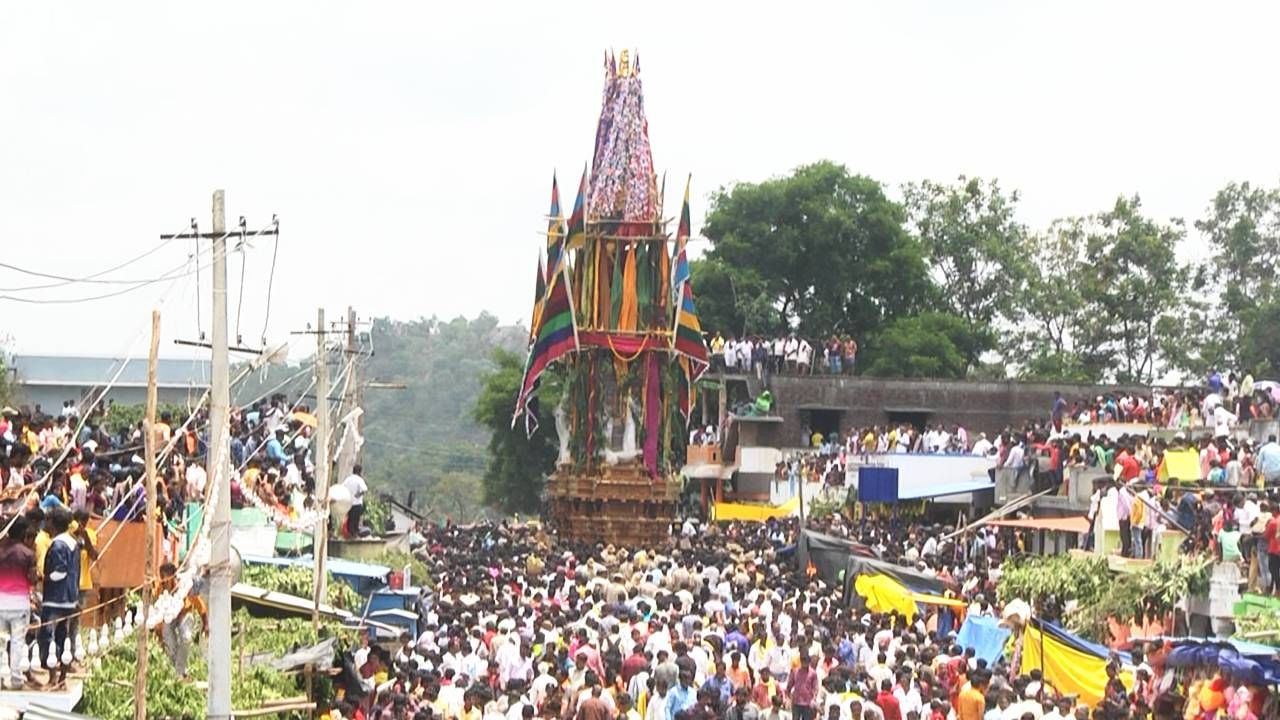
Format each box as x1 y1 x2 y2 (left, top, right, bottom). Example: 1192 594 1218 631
1021 623 1133 708
711 496 799 522
854 573 919 619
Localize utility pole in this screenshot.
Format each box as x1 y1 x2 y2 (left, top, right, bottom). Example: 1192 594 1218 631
207 190 233 720
158 195 279 720
134 310 160 720
312 308 331 629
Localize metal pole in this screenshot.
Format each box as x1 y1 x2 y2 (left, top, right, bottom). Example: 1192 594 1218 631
312 308 331 630
134 310 160 720
207 190 233 720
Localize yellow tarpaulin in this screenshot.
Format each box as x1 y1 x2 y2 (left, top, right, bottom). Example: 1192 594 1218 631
1159 448 1201 483
854 573 919 619
711 496 799 522
1022 623 1132 708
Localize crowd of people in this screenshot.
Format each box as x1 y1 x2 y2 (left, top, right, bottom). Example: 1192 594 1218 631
330 515 1270 720
0 387 373 688
709 334 858 378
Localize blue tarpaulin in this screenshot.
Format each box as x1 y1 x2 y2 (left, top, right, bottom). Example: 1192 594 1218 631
956 615 1011 664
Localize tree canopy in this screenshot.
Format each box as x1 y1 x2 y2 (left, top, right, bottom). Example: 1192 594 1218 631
701 161 931 338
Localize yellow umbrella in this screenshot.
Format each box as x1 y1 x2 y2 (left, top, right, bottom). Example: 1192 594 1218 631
292 411 318 429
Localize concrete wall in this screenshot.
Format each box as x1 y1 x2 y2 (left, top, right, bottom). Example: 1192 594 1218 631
758 375 1149 448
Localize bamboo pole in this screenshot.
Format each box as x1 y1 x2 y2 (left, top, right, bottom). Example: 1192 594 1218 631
135 310 161 720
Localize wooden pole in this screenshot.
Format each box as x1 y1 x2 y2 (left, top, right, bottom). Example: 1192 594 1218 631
134 310 161 720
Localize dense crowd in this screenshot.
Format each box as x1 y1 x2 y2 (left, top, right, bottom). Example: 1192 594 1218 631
330 516 1271 720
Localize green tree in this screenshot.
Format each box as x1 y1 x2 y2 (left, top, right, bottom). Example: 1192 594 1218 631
903 177 1029 363
1194 181 1280 371
359 313 525 517
863 312 979 379
688 257 777 338
472 349 556 514
700 161 931 337
1076 196 1192 383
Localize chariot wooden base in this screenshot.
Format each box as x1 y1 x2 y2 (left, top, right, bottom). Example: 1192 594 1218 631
546 461 680 547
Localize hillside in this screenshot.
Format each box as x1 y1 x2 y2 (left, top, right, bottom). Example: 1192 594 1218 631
360 313 526 520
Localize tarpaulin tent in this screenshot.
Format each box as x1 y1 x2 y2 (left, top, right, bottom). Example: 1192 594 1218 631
842 554 957 599
853 572 967 620
855 573 918 619
957 615 1011 664
797 529 878 584
712 496 799 522
1022 619 1133 708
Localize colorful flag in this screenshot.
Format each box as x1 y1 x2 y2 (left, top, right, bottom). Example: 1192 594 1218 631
670 176 708 426
671 175 692 291
545 174 566 279
514 238 580 430
565 166 587 251
528 253 546 345
671 178 708 371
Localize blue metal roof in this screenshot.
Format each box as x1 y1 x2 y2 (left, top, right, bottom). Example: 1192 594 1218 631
12 354 210 388
242 553 391 580
898 479 995 501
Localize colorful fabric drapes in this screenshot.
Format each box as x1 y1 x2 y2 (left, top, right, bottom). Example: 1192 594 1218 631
545 175 566 279
566 167 587 251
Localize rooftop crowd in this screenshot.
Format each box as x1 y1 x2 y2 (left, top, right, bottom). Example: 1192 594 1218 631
0 389 371 687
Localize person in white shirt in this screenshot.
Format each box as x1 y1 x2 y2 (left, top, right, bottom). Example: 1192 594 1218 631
342 464 369 537
971 433 994 457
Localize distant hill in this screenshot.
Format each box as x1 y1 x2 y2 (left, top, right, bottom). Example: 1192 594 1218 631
360 313 526 521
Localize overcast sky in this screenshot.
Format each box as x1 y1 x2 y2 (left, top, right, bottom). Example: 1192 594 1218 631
2 2 1278 359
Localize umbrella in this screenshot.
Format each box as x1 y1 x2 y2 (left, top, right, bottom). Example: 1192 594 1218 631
1253 380 1280 392
291 411 317 429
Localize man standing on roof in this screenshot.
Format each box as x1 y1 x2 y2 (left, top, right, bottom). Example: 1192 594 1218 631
342 464 369 538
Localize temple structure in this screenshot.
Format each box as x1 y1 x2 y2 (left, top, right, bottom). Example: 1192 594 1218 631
514 50 709 546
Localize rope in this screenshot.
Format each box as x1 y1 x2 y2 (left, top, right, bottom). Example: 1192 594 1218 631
606 335 648 363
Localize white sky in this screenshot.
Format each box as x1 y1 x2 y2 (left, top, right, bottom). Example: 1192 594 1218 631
2 1 1278 359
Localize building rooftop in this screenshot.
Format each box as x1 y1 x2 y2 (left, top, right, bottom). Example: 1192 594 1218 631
11 354 211 388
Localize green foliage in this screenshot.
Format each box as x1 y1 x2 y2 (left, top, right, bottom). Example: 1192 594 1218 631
101 402 191 436
372 549 431 587
903 176 1029 364
1007 197 1195 383
361 314 525 522
997 553 1211 643
700 160 930 337
1194 182 1280 372
863 312 982 379
240 563 364 612
472 348 557 514
363 491 392 534
82 615 309 720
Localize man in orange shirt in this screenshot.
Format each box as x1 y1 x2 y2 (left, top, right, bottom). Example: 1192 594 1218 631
955 668 989 720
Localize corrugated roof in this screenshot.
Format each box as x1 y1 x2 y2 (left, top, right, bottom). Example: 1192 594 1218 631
12 354 210 388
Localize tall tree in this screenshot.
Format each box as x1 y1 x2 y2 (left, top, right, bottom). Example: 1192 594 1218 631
700 161 930 338
1194 181 1280 371
687 257 776 338
1076 196 1191 383
902 177 1029 363
1009 222 1103 381
863 312 980 379
472 349 557 514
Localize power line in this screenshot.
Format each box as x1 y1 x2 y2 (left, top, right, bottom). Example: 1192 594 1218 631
0 238 175 291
